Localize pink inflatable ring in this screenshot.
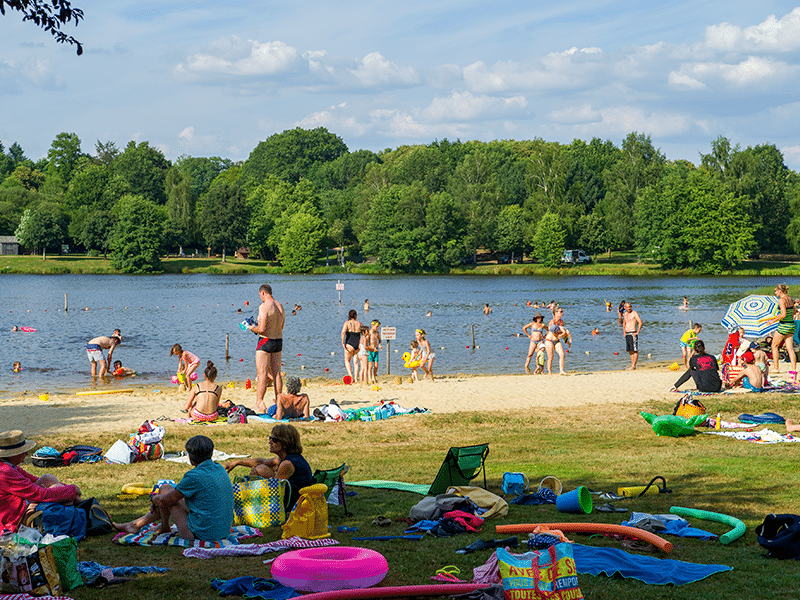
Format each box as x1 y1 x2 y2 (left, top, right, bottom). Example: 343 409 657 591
271 546 388 592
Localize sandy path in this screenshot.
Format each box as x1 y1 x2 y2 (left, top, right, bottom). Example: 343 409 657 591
1 367 682 437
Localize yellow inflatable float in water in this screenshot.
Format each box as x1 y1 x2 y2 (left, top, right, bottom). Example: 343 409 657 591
401 352 422 368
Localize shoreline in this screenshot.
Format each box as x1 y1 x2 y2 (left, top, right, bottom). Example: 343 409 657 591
1 365 693 437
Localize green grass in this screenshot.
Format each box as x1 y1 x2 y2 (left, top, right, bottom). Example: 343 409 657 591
24 392 800 599
3 252 800 276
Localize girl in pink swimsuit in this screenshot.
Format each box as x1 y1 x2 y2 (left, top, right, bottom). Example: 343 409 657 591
171 344 201 392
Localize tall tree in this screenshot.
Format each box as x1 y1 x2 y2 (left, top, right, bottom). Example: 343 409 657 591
531 212 565 268
110 194 164 273
113 141 170 204
163 167 197 252
46 132 83 188
448 150 504 253
199 181 248 257
14 202 66 258
278 204 325 272
242 127 348 186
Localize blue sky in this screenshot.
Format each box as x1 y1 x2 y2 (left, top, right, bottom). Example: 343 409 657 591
2 1 799 169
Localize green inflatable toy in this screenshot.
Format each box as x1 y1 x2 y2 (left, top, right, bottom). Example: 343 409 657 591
670 506 746 545
640 412 706 437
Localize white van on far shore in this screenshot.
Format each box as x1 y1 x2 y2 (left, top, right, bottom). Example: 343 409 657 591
561 249 592 264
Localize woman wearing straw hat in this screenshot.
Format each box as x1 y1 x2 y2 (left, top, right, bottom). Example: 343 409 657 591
0 430 81 533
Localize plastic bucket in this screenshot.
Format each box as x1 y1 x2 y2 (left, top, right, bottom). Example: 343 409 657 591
538 476 562 496
556 486 592 514
39 394 49 402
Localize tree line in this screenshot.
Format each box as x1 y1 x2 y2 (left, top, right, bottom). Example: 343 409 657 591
1 128 798 273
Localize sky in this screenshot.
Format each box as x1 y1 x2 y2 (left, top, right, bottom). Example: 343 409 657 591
1 1 800 169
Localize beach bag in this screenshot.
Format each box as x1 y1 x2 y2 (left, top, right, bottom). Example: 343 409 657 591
672 394 707 418
38 502 87 541
45 536 82 591
0 544 62 596
77 498 113 536
104 439 134 464
62 445 103 465
497 543 583 600
232 477 289 527
127 435 164 462
756 513 800 559
502 472 529 497
31 447 65 468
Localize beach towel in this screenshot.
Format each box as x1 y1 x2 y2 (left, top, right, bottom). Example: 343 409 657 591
162 450 249 464
77 561 169 585
183 536 340 559
738 413 785 424
571 544 732 585
704 428 800 444
112 523 260 548
623 513 717 540
210 577 299 600
347 480 431 494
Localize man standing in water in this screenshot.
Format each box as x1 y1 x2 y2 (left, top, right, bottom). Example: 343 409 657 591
622 302 643 370
248 284 285 414
86 329 122 378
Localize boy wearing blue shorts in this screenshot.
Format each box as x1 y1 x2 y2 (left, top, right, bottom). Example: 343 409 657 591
367 320 383 384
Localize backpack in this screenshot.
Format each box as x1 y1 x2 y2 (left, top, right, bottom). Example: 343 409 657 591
756 514 800 559
31 446 65 468
62 445 103 465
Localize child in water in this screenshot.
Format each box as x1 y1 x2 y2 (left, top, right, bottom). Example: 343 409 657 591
12 361 21 373
170 344 200 392
112 360 136 377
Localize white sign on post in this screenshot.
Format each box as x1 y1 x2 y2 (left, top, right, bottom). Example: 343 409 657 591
335 282 344 291
380 327 396 340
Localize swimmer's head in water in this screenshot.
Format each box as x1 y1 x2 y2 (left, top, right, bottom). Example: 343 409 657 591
113 360 122 369
170 343 183 356
12 361 21 372
348 309 357 320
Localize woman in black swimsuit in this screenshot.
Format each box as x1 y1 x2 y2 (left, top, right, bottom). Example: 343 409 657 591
340 310 363 381
183 361 223 421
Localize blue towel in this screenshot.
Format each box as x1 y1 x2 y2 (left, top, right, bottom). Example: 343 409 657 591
210 577 299 599
572 544 732 585
621 517 717 540
78 561 169 585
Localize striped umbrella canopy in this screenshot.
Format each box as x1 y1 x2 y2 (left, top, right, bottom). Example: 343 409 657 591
720 294 781 338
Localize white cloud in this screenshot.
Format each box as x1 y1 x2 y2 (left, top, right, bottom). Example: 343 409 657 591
670 56 792 88
348 52 419 86
419 90 527 122
178 126 195 140
549 104 601 124
574 106 690 138
706 8 800 51
174 37 299 80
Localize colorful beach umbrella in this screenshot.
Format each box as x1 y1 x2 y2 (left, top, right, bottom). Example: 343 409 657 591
720 294 781 338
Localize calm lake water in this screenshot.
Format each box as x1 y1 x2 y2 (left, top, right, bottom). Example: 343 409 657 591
1 273 796 395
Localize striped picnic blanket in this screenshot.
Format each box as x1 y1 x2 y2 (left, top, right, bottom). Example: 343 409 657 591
113 524 260 547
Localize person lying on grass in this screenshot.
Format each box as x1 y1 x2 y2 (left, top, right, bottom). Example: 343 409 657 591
113 435 233 541
224 423 314 510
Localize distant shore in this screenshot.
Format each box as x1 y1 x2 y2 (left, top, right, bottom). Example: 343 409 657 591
1 365 727 438
2 253 799 277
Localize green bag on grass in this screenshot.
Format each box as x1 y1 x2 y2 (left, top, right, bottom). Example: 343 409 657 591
47 537 83 591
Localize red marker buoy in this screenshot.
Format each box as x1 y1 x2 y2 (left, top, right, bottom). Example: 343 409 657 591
324 368 329 372
297 353 301 356
239 358 244 361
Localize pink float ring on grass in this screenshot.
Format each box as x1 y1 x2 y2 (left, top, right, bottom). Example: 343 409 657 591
271 546 388 592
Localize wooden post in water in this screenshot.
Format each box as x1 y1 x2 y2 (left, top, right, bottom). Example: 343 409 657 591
225 333 230 360
64 293 68 312
471 324 475 350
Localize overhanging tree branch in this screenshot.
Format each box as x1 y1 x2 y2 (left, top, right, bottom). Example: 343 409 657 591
1 0 84 55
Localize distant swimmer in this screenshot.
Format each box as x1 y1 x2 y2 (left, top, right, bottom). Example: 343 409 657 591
12 361 21 373
604 299 612 312
682 296 689 310
591 328 599 336
112 360 136 377
425 310 432 317
483 304 492 315
364 299 370 312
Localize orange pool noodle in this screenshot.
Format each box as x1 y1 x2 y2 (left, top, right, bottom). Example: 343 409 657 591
495 522 673 553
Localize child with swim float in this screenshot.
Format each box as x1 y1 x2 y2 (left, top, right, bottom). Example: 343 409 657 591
170 344 200 392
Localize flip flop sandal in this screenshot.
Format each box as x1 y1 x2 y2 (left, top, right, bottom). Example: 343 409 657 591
372 516 391 527
596 503 628 513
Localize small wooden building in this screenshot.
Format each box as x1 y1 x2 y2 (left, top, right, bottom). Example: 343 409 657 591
235 247 250 259
0 236 19 255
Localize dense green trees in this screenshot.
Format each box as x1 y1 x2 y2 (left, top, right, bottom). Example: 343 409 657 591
1 126 798 273
110 194 164 273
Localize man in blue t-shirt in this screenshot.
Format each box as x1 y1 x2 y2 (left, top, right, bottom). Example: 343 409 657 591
113 436 233 541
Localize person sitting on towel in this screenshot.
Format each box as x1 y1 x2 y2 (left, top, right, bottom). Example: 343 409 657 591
113 435 233 541
224 424 313 510
672 340 722 393
274 376 310 420
726 357 765 392
183 361 223 421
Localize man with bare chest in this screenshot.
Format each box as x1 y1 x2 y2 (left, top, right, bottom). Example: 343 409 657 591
248 284 285 414
622 302 643 370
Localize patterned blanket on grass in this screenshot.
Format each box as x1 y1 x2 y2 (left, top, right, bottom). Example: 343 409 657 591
704 428 800 444
113 523 261 547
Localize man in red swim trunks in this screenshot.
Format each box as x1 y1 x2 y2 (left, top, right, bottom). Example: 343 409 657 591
248 284 285 414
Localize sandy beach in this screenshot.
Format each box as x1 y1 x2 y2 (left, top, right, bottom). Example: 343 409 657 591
1 365 689 437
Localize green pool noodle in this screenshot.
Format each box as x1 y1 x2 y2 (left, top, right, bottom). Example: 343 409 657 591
670 506 746 545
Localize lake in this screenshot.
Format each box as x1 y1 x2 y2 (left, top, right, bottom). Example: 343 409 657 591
1 273 795 395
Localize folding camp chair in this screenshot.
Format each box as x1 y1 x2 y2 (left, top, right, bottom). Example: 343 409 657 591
428 444 490 496
313 463 352 516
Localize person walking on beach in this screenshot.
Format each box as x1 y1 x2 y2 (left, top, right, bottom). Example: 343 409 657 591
416 328 435 382
85 329 122 378
622 301 643 370
341 310 363 382
545 307 569 375
523 312 546 372
367 320 383 384
248 284 285 414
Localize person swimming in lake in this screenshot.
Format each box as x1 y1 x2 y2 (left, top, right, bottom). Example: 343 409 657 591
183 361 222 421
12 361 21 373
112 360 136 377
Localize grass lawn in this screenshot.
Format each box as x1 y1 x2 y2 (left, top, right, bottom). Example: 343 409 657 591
25 392 800 600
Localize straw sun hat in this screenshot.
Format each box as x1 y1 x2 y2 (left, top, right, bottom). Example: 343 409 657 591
0 430 37 458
